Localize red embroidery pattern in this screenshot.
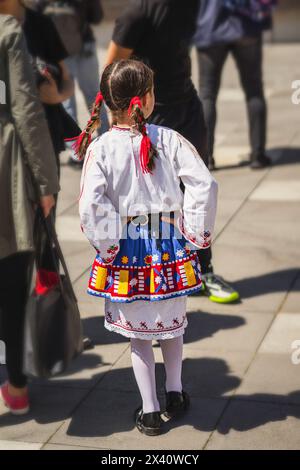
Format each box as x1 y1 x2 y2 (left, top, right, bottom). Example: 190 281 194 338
101 244 119 264
105 313 187 335
178 215 211 249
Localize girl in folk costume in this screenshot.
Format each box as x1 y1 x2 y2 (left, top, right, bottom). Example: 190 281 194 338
77 59 218 435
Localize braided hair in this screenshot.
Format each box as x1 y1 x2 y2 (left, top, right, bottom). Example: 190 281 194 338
71 59 157 172
66 92 104 161
127 96 156 173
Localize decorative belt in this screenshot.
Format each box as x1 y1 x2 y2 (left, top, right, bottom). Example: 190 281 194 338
128 212 175 227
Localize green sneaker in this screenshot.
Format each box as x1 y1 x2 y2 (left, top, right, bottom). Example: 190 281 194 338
202 272 240 304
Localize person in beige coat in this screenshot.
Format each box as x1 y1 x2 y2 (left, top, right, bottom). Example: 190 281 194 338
0 13 59 414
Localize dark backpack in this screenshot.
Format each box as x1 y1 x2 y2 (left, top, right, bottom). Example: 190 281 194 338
222 0 277 22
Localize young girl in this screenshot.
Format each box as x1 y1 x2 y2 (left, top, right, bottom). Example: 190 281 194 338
77 59 218 436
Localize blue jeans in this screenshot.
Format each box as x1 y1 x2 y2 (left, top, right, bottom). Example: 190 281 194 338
63 42 109 147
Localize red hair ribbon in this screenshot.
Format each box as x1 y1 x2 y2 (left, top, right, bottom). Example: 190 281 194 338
128 96 152 174
94 91 104 107
65 91 104 161
128 96 142 116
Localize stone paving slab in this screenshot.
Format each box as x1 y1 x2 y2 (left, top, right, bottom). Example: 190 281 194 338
0 385 87 445
213 147 250 167
77 299 105 321
234 352 300 406
216 200 300 253
31 343 128 390
56 164 81 216
183 310 273 352
259 313 300 354
0 440 42 450
261 156 300 182
206 399 300 450
199 243 295 314
42 443 103 450
56 216 87 244
58 241 94 283
250 180 300 202
280 274 300 314
74 271 95 297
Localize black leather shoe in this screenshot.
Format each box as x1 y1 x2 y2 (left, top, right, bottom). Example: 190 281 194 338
165 391 190 419
251 154 272 169
135 408 162 436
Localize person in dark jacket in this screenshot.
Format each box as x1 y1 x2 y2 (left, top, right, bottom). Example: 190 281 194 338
0 13 59 415
37 0 109 166
194 0 273 170
105 0 240 304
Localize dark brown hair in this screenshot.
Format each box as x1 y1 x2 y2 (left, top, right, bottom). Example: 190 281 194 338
75 59 157 171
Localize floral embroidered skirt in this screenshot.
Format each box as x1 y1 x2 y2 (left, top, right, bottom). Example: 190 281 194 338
88 221 202 339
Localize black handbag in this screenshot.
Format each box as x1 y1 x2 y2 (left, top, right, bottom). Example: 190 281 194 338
23 212 83 378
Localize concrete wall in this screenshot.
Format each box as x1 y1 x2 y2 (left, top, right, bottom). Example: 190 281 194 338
102 0 300 42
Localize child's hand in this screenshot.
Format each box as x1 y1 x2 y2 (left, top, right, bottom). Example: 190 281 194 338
161 215 175 225
39 195 55 218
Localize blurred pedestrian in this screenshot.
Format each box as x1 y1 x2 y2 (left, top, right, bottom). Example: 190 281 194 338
195 0 276 170
106 0 239 304
37 0 109 167
22 1 77 164
78 59 218 435
19 0 79 269
0 13 59 415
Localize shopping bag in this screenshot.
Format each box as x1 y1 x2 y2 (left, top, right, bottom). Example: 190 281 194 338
23 211 83 378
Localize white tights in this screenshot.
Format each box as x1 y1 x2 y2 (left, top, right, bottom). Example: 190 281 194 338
130 336 183 414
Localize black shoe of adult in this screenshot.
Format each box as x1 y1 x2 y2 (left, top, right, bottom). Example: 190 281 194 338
164 391 190 419
135 408 162 436
251 154 272 169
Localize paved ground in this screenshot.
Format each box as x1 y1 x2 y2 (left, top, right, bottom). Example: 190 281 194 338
1 23 300 450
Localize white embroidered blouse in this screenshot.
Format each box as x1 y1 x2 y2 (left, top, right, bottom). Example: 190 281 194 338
79 124 218 263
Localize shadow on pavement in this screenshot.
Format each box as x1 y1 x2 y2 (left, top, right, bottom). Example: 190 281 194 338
80 310 246 347
211 146 300 172
268 147 300 166
233 268 300 299
1 356 300 438
1 304 300 437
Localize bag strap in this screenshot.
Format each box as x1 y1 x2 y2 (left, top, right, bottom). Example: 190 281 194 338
44 213 78 303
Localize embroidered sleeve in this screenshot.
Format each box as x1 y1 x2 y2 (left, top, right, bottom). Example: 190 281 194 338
172 132 218 250
79 146 122 264
97 244 120 264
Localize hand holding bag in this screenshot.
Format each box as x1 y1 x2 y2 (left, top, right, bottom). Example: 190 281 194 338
23 211 83 378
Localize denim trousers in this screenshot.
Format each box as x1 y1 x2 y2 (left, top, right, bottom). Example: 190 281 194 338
63 43 109 136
